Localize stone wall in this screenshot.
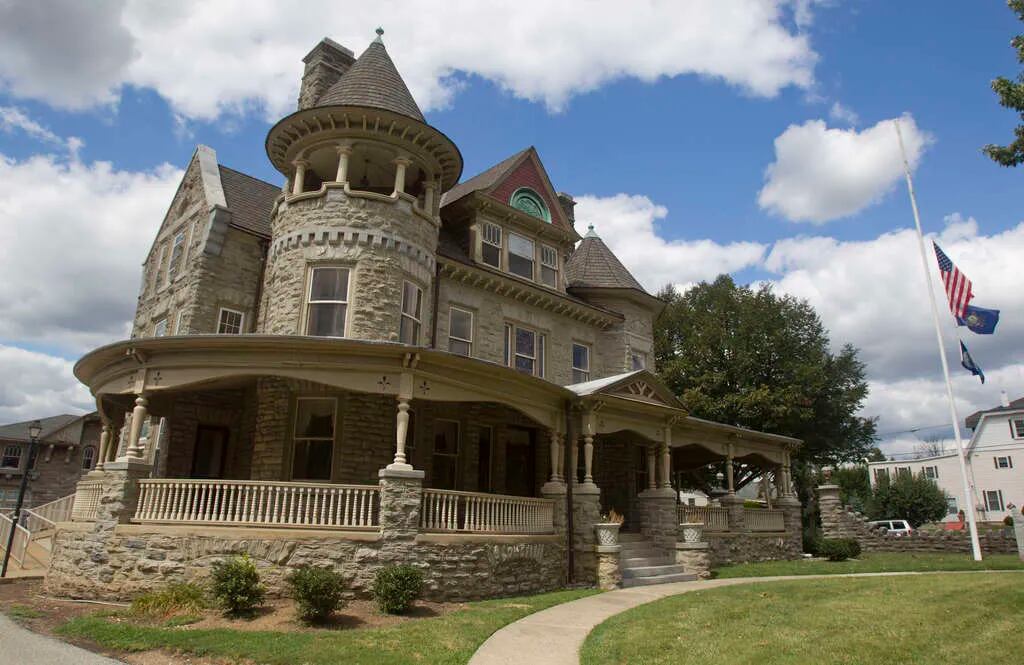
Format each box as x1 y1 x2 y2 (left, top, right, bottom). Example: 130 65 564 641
705 531 800 565
818 484 1019 555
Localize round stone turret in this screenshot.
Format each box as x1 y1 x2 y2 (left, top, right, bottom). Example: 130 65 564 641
258 33 463 344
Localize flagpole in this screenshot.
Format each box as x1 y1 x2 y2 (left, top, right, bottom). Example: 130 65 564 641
894 119 982 561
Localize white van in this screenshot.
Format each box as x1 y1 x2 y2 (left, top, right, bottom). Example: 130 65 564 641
869 519 913 536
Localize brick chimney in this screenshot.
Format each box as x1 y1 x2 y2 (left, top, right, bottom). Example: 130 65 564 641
297 38 356 110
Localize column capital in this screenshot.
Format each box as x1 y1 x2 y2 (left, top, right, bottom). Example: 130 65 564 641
335 143 353 155
292 158 310 168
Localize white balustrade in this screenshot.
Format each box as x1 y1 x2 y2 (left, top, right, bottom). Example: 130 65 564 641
744 508 785 532
420 489 554 534
678 505 730 531
23 494 75 532
134 480 380 529
71 480 104 521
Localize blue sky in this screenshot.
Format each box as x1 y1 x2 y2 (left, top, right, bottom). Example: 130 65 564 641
0 1 1021 455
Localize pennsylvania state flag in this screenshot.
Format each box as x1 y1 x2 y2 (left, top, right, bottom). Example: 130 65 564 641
960 340 985 384
956 305 1000 335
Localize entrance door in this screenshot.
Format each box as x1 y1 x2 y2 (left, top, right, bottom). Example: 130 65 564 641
505 427 536 497
191 425 229 479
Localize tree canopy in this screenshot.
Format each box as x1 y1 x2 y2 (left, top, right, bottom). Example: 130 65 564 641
984 0 1024 166
654 275 877 491
868 472 949 528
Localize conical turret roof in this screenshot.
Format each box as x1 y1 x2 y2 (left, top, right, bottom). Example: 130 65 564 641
316 31 425 122
566 225 647 292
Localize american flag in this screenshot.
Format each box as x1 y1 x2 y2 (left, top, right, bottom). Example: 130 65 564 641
933 241 973 319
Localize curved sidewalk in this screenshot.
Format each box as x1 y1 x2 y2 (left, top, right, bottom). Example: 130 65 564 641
468 570 1023 665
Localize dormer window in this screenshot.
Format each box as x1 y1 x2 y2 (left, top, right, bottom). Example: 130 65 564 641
508 233 535 280
482 223 502 268
510 187 550 222
540 245 558 288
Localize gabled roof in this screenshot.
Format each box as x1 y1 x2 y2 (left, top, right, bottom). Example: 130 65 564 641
218 166 278 238
966 397 1024 429
0 414 82 442
316 36 424 122
566 370 685 410
565 225 646 292
441 148 530 208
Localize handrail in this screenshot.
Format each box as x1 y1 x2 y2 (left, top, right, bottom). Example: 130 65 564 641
421 489 554 534
679 505 730 531
72 479 104 521
744 507 785 532
0 513 30 565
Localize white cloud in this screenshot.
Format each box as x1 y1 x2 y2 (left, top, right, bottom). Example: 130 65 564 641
0 150 182 355
0 1 820 120
758 113 933 224
0 345 92 423
575 194 766 292
828 101 859 125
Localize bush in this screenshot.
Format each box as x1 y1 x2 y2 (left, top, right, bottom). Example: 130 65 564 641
372 565 423 614
818 538 862 561
802 525 822 555
130 583 209 618
210 554 265 616
867 472 948 528
1004 515 1014 527
287 566 346 623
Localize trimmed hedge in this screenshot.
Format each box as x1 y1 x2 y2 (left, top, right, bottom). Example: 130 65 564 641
210 554 265 616
372 565 424 614
817 538 862 562
287 566 346 623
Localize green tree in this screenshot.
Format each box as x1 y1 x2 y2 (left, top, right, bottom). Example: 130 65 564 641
654 275 877 494
868 472 948 528
984 1 1024 166
833 465 872 513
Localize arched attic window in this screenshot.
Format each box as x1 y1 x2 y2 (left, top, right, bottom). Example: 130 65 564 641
510 187 551 222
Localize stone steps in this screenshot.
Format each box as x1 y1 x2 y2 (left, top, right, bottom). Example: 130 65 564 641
621 556 674 568
621 572 696 588
617 534 697 588
622 563 688 579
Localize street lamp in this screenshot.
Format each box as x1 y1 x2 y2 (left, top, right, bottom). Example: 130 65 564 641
2 419 41 577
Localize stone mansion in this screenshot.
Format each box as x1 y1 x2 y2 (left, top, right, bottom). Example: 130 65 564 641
48 32 802 600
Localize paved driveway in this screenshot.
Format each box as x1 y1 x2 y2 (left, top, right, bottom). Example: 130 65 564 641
0 613 123 664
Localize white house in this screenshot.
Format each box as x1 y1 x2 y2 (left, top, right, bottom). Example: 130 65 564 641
868 395 1024 524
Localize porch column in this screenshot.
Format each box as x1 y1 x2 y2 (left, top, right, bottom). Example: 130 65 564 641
335 145 352 183
582 415 596 487
388 396 413 471
392 157 411 195
548 430 562 482
781 452 794 497
106 422 122 463
291 159 309 195
423 178 438 213
646 445 657 490
569 436 579 484
95 423 111 471
659 426 672 490
126 396 149 460
726 443 735 495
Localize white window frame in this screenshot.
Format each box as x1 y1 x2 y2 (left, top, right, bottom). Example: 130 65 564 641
923 465 938 480
175 310 187 335
153 318 169 337
507 232 536 280
873 468 889 483
505 323 545 377
481 222 502 269
1011 418 1024 439
217 307 245 334
995 455 1013 469
167 229 186 282
399 281 423 345
153 243 168 291
82 446 96 470
540 244 558 288
945 496 958 515
291 397 337 481
448 306 474 356
983 489 1004 512
895 466 911 478
1 445 22 470
572 342 591 383
305 266 350 338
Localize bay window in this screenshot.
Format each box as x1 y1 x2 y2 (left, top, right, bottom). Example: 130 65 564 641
306 267 349 337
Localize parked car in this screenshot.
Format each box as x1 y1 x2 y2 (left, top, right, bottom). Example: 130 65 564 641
869 519 913 536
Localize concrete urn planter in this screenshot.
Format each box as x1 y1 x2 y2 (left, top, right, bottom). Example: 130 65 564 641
595 522 622 546
680 522 704 544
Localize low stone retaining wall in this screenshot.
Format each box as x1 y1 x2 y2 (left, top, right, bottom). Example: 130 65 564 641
705 531 801 565
45 522 565 602
818 484 1019 556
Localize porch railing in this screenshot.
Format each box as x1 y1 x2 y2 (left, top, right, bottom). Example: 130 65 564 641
745 508 785 532
23 494 76 533
0 513 30 565
72 479 104 521
134 480 380 529
678 505 730 531
421 489 554 534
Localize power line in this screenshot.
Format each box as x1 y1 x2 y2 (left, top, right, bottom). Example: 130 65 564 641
876 423 953 438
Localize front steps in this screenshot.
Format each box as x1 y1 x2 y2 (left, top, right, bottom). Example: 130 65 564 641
617 533 696 588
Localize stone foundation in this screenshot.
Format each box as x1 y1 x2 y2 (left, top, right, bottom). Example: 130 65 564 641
675 542 711 579
705 531 800 565
595 545 622 590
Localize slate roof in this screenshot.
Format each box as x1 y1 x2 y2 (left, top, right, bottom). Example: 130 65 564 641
440 148 530 208
565 225 647 292
218 166 278 238
316 39 425 122
0 414 81 442
965 397 1024 429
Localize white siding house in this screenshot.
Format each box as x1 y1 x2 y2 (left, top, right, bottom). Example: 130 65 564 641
868 404 1024 524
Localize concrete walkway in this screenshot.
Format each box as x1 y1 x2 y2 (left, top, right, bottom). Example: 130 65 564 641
468 570 1024 665
0 613 124 664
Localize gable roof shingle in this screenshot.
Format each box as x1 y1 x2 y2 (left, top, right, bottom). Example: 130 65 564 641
565 225 647 292
218 166 279 238
0 414 82 442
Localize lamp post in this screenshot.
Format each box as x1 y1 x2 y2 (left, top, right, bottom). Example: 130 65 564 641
2 419 41 577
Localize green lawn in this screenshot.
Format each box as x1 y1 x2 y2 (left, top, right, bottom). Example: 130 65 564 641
714 552 1024 578
581 573 1024 665
57 588 597 665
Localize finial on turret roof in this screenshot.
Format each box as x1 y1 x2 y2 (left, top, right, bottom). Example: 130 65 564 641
585 223 599 238
374 27 384 44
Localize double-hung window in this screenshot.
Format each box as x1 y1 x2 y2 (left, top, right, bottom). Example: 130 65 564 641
399 281 423 345
448 306 473 356
923 465 938 480
873 468 889 483
217 308 244 334
154 244 168 291
432 420 460 490
508 233 535 280
306 267 349 337
895 466 911 478
175 310 187 335
153 318 168 337
1 445 22 469
167 230 186 281
540 244 558 288
1012 418 1024 439
292 398 335 481
984 489 1004 512
482 223 502 269
82 446 95 470
572 343 591 383
504 323 545 377
945 497 958 515
994 455 1013 469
